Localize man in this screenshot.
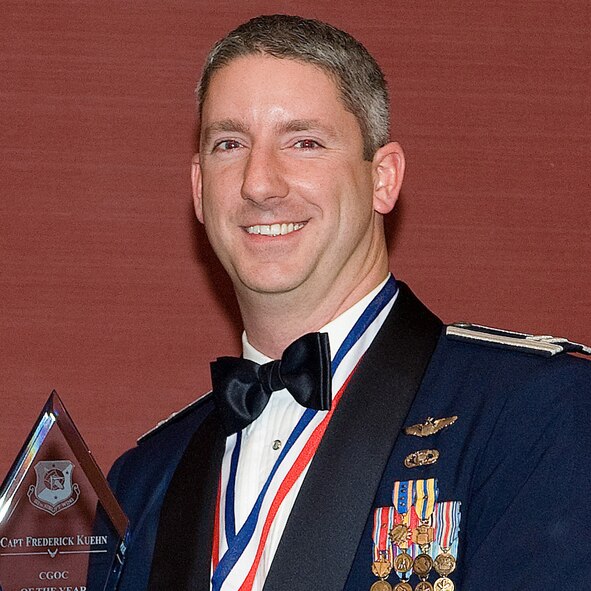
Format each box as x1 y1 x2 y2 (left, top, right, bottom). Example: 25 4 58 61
107 15 591 591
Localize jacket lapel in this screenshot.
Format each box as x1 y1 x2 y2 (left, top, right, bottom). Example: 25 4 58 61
147 410 225 591
265 282 442 591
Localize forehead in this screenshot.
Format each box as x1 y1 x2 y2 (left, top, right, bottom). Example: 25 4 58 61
200 54 357 133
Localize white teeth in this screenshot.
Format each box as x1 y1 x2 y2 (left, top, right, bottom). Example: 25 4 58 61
246 222 305 236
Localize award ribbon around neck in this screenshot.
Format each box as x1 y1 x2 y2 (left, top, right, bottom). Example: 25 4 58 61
213 276 398 591
224 432 242 546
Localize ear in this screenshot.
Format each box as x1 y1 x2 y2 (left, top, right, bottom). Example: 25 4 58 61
371 142 405 215
191 153 204 224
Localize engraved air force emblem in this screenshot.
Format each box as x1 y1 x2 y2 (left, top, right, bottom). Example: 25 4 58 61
27 460 80 515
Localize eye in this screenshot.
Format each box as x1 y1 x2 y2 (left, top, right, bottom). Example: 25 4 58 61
212 139 243 152
293 139 323 150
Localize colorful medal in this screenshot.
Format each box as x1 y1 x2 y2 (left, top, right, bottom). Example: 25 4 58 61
433 577 454 591
433 553 456 577
393 543 414 575
390 481 415 585
412 550 433 578
412 479 438 584
432 501 461 591
371 506 394 591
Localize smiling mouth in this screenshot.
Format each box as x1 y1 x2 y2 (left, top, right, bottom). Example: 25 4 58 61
245 222 306 236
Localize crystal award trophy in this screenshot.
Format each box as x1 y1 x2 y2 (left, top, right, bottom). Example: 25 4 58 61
0 391 129 591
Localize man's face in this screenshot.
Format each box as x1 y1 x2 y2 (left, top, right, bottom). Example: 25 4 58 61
194 55 394 303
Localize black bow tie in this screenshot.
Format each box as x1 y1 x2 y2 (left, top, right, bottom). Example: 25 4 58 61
211 332 332 435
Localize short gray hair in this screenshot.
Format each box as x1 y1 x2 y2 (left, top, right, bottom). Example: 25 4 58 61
196 14 390 160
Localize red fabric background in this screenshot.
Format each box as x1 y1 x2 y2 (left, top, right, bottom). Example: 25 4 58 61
1 1 589 478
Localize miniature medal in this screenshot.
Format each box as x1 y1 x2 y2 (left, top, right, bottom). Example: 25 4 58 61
371 580 393 591
433 577 455 591
415 581 434 591
390 522 411 547
433 552 456 576
432 501 461 591
393 550 413 573
370 507 395 591
372 558 392 579
411 479 438 586
390 481 415 587
412 553 433 578
412 523 435 546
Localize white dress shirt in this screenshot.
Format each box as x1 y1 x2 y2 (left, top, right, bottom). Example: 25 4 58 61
217 275 397 588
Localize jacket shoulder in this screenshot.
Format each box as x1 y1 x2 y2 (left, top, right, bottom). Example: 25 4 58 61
445 322 591 358
137 391 214 444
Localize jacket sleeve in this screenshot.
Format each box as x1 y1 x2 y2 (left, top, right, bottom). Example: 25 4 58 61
462 357 591 588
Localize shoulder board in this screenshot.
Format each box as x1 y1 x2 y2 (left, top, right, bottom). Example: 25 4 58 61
446 322 591 357
137 392 213 444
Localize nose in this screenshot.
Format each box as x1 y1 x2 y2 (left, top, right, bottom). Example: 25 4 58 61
241 145 289 206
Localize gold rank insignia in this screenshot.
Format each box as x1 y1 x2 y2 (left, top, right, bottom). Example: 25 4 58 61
403 416 458 438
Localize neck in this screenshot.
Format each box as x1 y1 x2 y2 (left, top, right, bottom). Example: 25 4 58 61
238 264 390 359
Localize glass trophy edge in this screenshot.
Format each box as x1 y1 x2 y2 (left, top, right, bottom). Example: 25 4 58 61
0 396 55 525
50 390 128 540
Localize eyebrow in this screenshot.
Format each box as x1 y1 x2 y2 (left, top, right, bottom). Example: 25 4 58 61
201 119 250 146
277 119 338 139
201 118 338 145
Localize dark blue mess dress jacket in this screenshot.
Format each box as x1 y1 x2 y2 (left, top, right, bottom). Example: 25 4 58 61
104 283 591 590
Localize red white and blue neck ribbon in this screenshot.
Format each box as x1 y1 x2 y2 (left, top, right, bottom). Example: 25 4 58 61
212 276 398 591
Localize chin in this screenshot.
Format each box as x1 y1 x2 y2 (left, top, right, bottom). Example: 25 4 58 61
235 267 312 297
